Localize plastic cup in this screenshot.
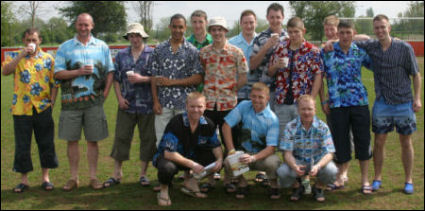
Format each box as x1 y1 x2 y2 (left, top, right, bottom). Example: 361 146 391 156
28 43 36 53
282 57 289 68
126 70 134 76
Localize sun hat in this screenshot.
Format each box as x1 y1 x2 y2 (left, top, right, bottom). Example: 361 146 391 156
123 23 149 39
208 17 228 32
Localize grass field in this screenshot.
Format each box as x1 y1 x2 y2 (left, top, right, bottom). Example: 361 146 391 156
1 57 423 210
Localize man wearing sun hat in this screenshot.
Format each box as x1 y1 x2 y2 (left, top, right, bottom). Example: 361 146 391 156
103 23 157 188
199 16 248 193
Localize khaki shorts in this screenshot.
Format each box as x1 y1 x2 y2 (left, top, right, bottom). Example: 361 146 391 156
110 109 156 161
58 105 108 142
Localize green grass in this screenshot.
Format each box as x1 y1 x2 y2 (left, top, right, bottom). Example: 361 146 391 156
1 58 424 210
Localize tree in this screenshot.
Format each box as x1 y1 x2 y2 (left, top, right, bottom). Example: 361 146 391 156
1 2 17 47
355 7 374 36
289 1 355 42
134 1 154 33
59 1 127 37
19 1 44 28
392 1 424 39
366 7 374 18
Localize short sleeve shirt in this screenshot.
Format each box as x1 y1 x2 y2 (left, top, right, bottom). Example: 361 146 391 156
114 46 154 114
279 116 335 165
54 35 115 110
355 38 419 104
200 42 249 111
148 39 203 110
153 112 221 167
270 40 323 104
224 100 280 154
187 33 213 50
2 50 57 115
251 28 288 89
322 42 371 108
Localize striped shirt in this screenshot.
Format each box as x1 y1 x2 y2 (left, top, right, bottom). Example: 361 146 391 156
355 38 419 105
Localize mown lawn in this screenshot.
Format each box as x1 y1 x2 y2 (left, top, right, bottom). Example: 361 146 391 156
1 57 423 210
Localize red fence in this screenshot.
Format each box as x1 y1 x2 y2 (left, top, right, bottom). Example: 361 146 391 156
408 41 424 56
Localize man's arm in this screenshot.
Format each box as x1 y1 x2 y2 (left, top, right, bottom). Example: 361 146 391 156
413 72 422 112
54 66 92 80
283 150 305 177
222 123 235 152
2 47 32 75
311 73 322 99
164 151 204 174
103 72 114 99
250 36 280 70
156 74 202 87
151 77 162 114
236 73 247 90
50 87 58 108
309 153 334 177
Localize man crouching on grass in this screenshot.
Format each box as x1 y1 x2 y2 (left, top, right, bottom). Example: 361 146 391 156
152 92 223 206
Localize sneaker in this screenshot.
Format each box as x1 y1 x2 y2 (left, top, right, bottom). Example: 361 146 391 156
403 183 414 194
372 180 382 191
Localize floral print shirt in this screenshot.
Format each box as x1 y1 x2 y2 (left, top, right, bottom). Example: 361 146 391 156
148 39 203 110
269 40 323 104
2 50 57 115
200 42 249 111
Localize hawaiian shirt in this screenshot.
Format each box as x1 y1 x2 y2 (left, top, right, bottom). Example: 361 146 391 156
54 35 115 110
187 33 213 50
2 49 57 115
229 32 258 100
114 46 154 114
148 38 203 110
269 39 323 104
153 112 221 167
322 42 371 108
251 28 288 89
224 100 280 154
279 116 335 165
200 41 249 111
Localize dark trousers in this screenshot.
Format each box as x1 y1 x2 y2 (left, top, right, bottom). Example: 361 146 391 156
156 149 216 185
13 107 58 173
204 108 240 151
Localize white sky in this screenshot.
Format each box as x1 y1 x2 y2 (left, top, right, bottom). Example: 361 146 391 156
9 1 412 27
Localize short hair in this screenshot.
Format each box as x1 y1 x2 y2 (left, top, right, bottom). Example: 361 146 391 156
373 14 390 23
297 95 316 107
22 28 41 39
170 13 187 25
186 92 206 104
240 10 257 22
287 17 304 30
251 82 270 96
323 15 339 27
267 3 284 16
191 10 208 22
338 20 355 30
77 13 94 26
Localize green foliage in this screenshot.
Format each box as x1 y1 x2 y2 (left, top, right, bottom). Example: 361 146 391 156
289 1 355 42
59 1 127 37
1 2 17 47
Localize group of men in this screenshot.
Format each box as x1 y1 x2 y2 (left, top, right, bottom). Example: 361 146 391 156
2 2 421 207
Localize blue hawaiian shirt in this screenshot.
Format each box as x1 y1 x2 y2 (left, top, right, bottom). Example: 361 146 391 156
153 112 221 167
148 39 203 110
114 46 154 114
224 100 280 153
322 42 372 108
279 116 335 165
54 35 115 110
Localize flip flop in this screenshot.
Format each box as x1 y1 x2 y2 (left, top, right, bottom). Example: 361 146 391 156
13 183 29 193
326 183 345 191
157 193 171 206
103 177 121 188
180 187 207 198
41 181 54 191
224 183 237 193
360 185 373 195
140 176 151 187
200 183 215 193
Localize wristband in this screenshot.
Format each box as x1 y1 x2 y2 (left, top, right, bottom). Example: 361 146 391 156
228 149 236 155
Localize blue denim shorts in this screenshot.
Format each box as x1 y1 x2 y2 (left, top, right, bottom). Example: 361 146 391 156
372 97 417 135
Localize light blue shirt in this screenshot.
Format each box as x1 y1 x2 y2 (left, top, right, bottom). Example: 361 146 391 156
229 32 258 100
224 100 280 153
54 35 114 110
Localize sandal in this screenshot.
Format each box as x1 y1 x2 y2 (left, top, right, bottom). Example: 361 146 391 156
103 177 120 188
140 176 151 187
180 187 207 198
269 188 281 200
90 179 103 190
326 183 345 191
360 185 373 195
41 181 54 191
200 183 215 193
224 183 237 193
372 180 382 191
63 179 79 192
290 185 304 201
157 193 171 206
255 173 266 183
13 183 29 193
213 172 221 180
235 186 249 199
312 186 326 202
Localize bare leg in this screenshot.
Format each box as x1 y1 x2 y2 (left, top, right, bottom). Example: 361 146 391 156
373 133 387 181
399 134 414 184
67 141 80 181
87 141 99 180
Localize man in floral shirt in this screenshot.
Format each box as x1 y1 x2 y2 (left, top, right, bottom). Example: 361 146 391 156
2 28 58 193
268 17 322 133
150 14 204 147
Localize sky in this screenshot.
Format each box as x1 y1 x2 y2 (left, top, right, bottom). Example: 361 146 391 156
10 1 412 27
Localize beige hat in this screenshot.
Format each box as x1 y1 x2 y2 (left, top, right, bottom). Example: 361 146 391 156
123 23 149 39
208 17 228 32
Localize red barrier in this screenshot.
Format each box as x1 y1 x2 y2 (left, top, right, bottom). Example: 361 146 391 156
407 41 424 56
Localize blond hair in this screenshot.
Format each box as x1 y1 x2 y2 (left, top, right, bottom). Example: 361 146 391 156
186 92 206 104
251 82 270 96
287 17 305 30
297 95 316 107
323 15 339 27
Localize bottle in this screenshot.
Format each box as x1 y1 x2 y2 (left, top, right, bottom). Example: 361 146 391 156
302 177 312 194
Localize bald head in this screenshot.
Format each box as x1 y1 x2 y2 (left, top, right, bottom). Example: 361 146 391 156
76 13 94 40
77 13 94 27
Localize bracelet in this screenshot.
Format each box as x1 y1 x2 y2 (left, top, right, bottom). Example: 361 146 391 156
228 149 236 155
250 155 256 163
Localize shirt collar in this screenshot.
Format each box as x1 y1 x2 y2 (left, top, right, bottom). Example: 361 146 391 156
250 101 271 116
73 34 96 46
296 116 320 131
237 32 257 45
334 42 358 53
182 112 208 127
